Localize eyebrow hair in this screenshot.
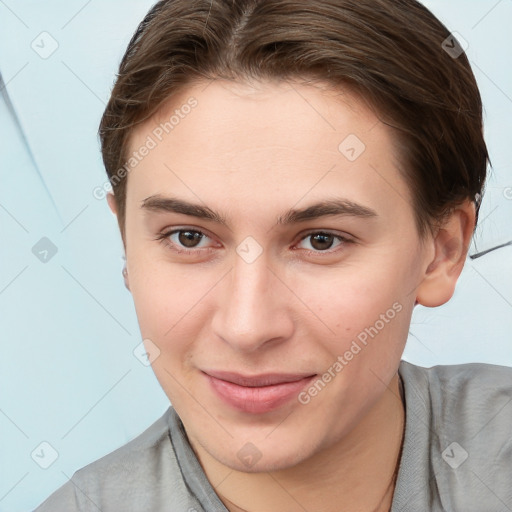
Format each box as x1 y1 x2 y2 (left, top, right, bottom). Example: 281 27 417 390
141 195 228 226
140 194 377 226
277 199 377 224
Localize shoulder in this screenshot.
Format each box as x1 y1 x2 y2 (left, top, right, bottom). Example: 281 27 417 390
73 406 175 475
397 360 512 511
400 358 512 395
400 359 512 447
399 359 512 420
34 407 197 511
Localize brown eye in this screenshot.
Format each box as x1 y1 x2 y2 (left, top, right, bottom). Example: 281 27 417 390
157 228 212 252
178 230 204 248
309 233 335 251
296 231 350 254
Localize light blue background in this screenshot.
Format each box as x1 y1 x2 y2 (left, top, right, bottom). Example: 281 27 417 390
0 1 511 510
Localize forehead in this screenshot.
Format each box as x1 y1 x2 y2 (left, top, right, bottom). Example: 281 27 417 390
125 79 411 222
131 79 382 156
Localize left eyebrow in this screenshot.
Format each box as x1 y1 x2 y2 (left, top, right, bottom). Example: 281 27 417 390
276 198 378 225
140 194 377 227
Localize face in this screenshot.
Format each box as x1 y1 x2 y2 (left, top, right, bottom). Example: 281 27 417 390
121 79 430 472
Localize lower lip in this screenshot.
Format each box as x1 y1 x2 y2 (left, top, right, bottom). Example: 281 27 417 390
205 374 316 414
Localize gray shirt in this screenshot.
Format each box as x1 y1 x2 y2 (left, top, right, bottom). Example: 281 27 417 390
34 361 512 511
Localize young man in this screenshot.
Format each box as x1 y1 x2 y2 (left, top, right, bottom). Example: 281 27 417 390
36 0 511 510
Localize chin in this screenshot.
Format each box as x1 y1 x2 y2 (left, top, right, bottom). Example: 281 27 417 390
210 436 316 474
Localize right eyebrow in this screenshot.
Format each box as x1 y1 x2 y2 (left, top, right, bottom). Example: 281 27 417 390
140 195 229 227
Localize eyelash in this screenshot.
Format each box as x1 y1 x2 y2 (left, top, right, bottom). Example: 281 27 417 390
155 228 354 256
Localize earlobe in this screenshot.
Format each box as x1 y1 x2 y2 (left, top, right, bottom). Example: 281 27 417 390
122 265 130 291
416 201 476 308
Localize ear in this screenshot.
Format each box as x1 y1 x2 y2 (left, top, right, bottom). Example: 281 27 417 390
416 200 475 307
107 192 130 290
107 192 127 249
107 192 118 216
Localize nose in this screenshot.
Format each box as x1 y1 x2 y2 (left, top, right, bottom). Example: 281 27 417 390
211 252 294 353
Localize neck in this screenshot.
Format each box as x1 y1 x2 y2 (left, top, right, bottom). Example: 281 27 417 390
192 373 405 512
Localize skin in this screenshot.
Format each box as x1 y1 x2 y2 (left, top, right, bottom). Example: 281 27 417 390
108 79 475 511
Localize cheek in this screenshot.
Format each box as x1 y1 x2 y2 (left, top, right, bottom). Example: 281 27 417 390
128 257 214 352
293 263 401 328
129 267 204 403
291 259 412 364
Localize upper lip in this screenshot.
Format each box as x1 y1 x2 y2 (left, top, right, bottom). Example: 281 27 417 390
203 370 316 387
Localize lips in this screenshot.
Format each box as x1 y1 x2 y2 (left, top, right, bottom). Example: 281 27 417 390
203 370 316 414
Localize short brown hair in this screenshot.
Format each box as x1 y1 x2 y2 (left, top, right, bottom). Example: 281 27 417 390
99 0 488 245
